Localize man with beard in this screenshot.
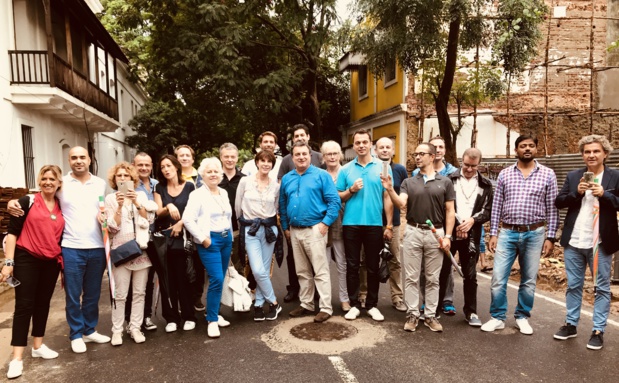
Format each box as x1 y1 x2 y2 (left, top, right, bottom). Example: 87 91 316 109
481 134 559 335
278 124 323 302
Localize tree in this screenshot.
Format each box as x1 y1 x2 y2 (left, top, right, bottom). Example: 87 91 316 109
351 0 546 163
99 0 349 157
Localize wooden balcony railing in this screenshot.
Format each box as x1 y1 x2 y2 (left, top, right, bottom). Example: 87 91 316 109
9 50 118 120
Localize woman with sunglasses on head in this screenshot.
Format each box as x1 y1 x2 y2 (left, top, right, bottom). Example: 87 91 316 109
1 165 64 379
105 162 155 346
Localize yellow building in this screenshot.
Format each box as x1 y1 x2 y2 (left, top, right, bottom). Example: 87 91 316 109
339 52 409 165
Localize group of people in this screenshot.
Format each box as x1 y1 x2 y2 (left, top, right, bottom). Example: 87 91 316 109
1 126 617 379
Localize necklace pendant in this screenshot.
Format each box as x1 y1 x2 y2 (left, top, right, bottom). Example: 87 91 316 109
50 213 57 221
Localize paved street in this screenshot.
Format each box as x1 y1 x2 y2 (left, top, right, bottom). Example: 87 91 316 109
1 263 618 383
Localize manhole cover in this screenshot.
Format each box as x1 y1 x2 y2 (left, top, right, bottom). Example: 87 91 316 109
290 322 358 341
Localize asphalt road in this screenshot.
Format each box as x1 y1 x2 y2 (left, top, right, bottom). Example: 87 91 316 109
1 261 618 383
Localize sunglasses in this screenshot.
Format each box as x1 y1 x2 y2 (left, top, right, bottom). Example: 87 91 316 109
6 276 21 288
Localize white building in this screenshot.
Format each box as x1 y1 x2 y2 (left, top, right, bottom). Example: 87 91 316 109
0 0 146 190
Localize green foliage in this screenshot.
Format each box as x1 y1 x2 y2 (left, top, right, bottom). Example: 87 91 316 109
99 0 349 157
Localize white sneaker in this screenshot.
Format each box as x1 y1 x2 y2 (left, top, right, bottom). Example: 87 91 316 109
7 359 23 379
71 338 87 353
31 344 59 359
367 307 385 322
130 329 146 343
207 322 220 338
165 323 177 333
344 307 360 320
481 318 506 332
111 332 123 346
83 331 110 344
183 321 196 331
217 315 230 327
515 318 534 335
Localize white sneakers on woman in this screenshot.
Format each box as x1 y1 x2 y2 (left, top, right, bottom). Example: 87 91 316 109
207 322 220 338
111 332 123 346
31 344 58 359
7 359 23 379
217 315 230 327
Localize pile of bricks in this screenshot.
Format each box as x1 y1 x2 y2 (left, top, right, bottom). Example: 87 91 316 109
1 187 29 234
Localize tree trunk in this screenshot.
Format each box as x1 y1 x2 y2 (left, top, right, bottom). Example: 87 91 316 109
435 7 461 166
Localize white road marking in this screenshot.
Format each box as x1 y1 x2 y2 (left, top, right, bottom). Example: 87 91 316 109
329 356 359 383
477 272 619 328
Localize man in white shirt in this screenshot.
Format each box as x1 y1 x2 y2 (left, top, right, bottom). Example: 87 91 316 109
241 131 282 178
447 148 493 327
8 146 111 353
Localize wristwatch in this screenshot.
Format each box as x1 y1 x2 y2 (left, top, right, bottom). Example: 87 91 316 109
386 225 393 230
4 259 15 267
444 234 452 239
546 237 557 243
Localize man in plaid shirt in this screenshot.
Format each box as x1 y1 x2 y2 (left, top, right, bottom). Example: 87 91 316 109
481 134 559 335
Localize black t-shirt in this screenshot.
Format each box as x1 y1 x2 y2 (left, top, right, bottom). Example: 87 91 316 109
400 173 456 226
219 169 245 231
155 181 195 232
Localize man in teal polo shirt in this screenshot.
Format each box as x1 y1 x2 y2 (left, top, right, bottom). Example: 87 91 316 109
336 128 393 321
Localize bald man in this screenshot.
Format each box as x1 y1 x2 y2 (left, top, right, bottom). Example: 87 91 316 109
8 146 111 353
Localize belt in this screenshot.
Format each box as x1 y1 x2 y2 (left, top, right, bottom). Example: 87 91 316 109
291 225 312 229
501 222 545 232
211 230 230 237
408 222 443 230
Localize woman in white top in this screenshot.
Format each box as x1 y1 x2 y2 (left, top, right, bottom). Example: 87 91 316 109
321 141 350 312
235 151 281 322
105 162 154 346
183 158 233 338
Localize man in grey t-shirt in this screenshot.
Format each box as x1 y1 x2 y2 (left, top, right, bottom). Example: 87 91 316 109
382 142 455 333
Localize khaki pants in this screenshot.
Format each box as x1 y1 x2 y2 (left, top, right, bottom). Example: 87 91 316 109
112 265 149 334
402 225 444 318
291 225 332 314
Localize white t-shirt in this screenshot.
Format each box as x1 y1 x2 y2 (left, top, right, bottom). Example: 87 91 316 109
455 173 478 221
58 172 107 248
569 171 603 249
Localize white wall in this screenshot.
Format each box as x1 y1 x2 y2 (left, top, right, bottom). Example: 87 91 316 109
420 111 518 158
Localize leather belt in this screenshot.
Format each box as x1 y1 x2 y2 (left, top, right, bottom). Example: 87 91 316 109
291 225 312 229
501 222 545 232
408 222 443 230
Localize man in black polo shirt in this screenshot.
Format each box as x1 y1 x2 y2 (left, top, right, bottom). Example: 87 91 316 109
219 143 246 274
382 142 455 332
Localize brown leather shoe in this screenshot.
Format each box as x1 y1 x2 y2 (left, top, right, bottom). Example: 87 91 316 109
289 306 313 317
314 312 331 323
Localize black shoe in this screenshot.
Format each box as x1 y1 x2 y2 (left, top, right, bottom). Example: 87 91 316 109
284 290 299 303
265 303 282 321
587 330 604 350
554 323 577 340
254 306 266 322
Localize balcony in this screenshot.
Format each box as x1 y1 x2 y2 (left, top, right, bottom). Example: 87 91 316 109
8 50 120 132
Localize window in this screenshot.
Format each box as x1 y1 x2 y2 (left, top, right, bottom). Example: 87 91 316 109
384 56 396 86
358 65 368 99
21 125 35 189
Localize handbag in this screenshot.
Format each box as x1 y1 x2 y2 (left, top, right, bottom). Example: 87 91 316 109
378 241 393 283
183 230 197 283
110 207 143 267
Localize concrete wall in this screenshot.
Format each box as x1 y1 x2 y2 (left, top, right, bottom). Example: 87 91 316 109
598 0 619 109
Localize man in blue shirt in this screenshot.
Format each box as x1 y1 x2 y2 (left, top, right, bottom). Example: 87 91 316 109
280 142 341 323
337 129 394 322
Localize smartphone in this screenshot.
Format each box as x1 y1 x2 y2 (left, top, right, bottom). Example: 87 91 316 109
118 180 130 195
382 161 389 178
583 172 594 183
6 276 21 288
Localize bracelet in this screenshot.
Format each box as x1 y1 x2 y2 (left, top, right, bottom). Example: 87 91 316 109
4 259 15 267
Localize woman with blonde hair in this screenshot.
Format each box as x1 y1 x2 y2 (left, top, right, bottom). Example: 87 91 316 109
2 165 64 379
320 141 350 312
183 157 233 338
105 162 155 346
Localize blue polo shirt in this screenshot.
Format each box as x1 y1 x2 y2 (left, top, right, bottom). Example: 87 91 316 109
279 165 341 231
336 156 392 226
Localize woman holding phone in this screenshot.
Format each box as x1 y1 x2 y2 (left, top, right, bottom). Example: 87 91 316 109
105 162 153 346
154 155 196 333
1 165 64 379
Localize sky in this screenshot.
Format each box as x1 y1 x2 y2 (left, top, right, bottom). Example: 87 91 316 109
336 0 354 21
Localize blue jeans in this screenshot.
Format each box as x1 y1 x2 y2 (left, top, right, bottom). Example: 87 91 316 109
564 245 612 332
489 227 545 321
245 226 278 307
62 247 106 340
197 232 232 322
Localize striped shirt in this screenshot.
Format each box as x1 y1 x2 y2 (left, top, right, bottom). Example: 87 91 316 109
489 160 559 237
